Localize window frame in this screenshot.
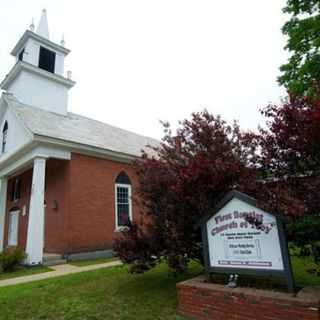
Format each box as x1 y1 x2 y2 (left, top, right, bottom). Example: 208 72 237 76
115 183 133 231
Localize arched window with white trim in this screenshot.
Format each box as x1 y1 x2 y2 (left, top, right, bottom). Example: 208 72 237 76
115 171 132 229
2 121 8 154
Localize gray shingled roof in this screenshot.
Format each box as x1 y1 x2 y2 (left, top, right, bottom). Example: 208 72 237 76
5 94 159 157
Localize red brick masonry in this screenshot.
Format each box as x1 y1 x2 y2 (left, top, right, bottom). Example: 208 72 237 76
177 276 320 320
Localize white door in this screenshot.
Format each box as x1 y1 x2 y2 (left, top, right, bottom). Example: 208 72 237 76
8 211 19 246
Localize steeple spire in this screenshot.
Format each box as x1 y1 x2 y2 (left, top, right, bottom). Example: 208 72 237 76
36 9 50 39
29 18 35 32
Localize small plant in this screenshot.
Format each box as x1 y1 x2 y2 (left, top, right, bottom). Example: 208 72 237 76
0 247 27 272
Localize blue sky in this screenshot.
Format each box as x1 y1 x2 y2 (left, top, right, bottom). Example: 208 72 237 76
0 0 288 138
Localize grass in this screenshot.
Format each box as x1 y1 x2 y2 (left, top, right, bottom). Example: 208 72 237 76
0 262 203 320
69 256 119 267
0 265 53 281
0 256 318 320
209 255 320 291
292 255 320 287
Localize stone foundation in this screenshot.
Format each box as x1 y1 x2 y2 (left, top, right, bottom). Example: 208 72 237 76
177 276 320 320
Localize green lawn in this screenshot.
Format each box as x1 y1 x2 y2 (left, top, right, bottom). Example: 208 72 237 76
0 257 318 320
0 265 53 281
0 262 203 320
69 256 119 267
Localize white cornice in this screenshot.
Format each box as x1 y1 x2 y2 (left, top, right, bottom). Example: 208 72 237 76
33 134 137 164
11 30 70 56
0 141 71 178
0 141 37 172
0 61 75 90
0 136 138 178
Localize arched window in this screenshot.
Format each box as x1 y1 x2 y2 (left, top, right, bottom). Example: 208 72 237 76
115 171 132 229
2 121 8 154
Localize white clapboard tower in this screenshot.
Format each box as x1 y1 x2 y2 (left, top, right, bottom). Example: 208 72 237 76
0 9 75 115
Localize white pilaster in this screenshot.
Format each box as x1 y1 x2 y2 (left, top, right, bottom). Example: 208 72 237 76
0 178 8 252
25 158 46 265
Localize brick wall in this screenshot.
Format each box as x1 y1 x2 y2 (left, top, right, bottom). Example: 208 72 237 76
66 153 141 254
4 169 32 250
4 153 143 255
177 276 320 320
4 159 70 252
43 159 70 253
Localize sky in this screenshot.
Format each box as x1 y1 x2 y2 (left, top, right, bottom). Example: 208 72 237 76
0 0 289 139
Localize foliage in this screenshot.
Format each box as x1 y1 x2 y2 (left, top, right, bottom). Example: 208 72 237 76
114 97 320 275
287 216 320 248
259 96 320 176
0 247 27 272
114 110 263 273
258 95 320 273
258 96 320 213
287 216 320 275
278 0 320 97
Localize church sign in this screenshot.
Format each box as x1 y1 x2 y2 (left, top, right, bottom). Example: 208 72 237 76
200 191 294 291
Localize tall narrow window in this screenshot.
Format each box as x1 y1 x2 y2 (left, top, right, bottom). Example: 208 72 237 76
115 172 132 229
11 178 21 202
38 46 56 73
2 121 8 154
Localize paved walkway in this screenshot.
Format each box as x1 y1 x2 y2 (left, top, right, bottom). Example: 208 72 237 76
0 260 122 288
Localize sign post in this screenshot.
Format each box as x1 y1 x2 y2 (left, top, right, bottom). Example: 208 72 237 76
200 190 295 292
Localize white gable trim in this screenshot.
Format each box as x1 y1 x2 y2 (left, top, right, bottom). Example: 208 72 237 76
0 98 33 159
0 97 9 125
1 94 33 139
8 101 34 140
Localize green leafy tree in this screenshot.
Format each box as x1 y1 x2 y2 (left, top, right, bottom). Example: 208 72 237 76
279 0 320 97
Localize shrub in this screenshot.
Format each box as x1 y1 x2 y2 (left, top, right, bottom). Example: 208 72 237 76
0 247 27 272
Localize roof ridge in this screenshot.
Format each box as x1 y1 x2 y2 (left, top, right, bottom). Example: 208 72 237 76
4 94 158 143
4 93 160 158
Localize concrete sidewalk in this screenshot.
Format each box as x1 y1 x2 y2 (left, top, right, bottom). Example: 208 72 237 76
0 260 122 288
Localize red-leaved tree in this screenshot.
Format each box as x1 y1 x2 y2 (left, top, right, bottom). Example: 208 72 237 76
114 111 258 273
113 110 298 273
114 100 320 274
257 96 320 271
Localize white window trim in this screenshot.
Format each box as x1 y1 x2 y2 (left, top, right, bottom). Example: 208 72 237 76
115 183 132 231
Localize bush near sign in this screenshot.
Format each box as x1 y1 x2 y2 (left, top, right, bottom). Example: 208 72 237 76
199 191 295 292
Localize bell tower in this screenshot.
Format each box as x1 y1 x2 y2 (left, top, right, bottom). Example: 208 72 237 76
0 10 75 115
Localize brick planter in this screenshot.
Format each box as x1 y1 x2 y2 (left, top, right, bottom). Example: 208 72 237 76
177 276 320 320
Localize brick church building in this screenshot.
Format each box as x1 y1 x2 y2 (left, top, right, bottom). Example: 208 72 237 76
0 10 158 265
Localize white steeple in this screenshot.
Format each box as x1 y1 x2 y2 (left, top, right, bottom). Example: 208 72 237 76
36 9 50 39
0 10 75 115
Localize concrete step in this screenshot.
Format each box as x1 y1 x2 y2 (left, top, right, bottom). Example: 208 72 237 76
43 258 67 266
43 253 66 266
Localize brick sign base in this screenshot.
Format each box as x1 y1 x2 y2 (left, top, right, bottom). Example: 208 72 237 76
177 276 320 320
